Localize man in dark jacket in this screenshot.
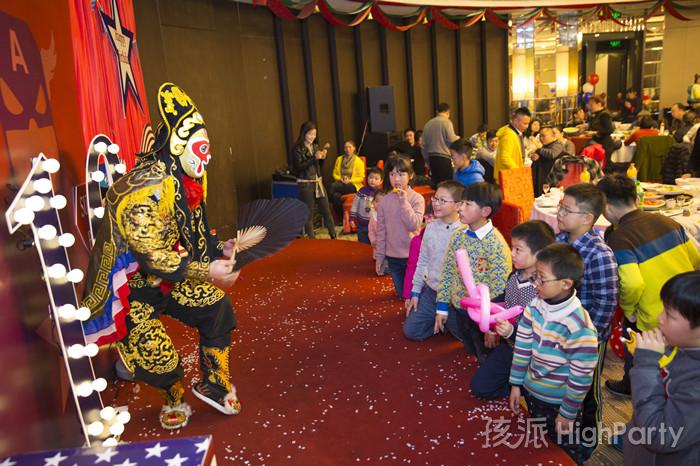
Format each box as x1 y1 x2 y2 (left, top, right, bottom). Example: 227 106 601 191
587 95 618 171
530 127 563 196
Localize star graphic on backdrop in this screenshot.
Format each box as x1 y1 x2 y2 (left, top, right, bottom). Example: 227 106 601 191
165 453 189 466
144 442 168 459
94 448 119 463
0 458 17 466
114 459 136 466
98 0 143 113
43 452 67 466
194 438 210 454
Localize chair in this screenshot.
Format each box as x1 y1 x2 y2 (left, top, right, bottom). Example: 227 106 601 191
634 135 674 182
558 161 585 189
498 167 534 223
492 201 523 247
413 184 435 208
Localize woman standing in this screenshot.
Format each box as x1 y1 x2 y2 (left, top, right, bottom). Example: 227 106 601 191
524 118 543 159
587 95 617 170
329 140 365 219
291 121 336 239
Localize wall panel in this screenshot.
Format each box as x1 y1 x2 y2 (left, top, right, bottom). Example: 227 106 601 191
485 23 509 129
386 29 409 132
411 26 433 129
460 26 483 136
282 20 309 140
436 26 457 130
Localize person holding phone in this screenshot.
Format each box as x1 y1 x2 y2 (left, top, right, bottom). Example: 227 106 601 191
291 121 337 239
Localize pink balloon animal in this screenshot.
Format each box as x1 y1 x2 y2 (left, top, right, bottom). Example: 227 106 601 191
456 248 523 333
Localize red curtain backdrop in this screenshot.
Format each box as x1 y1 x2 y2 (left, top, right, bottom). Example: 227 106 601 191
69 0 150 169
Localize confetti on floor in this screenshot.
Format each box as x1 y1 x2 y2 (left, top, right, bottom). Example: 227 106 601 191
108 239 574 466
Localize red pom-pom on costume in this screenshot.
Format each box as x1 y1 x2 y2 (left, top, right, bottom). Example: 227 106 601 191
182 176 204 210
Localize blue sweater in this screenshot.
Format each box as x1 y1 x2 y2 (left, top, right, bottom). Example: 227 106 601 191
454 160 485 186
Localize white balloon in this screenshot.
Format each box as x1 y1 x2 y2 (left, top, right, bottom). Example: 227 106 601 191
57 304 76 320
109 423 124 436
107 144 120 154
38 225 58 241
582 82 594 93
91 171 105 183
47 263 67 279
33 178 52 194
100 406 116 421
58 233 75 247
94 142 108 153
43 158 61 173
93 207 105 219
84 343 99 357
92 378 108 392
87 421 104 436
116 411 131 424
25 195 45 212
13 208 34 225
114 163 127 174
75 306 91 322
50 195 67 210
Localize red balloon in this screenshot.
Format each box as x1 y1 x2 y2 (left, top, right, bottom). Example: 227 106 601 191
642 93 650 101
589 73 600 85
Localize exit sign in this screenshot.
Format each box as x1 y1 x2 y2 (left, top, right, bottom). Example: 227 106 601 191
609 40 622 47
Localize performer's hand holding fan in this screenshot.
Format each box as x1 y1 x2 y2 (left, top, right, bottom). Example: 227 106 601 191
228 198 310 270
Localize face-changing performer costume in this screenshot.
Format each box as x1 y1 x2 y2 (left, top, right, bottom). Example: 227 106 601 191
82 83 240 430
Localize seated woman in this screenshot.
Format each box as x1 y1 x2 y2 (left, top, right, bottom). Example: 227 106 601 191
624 115 659 146
330 140 365 220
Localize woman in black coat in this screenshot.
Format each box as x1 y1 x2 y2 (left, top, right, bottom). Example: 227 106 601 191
587 95 617 171
291 121 336 239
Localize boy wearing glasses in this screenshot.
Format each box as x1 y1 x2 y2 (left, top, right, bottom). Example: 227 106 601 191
436 182 511 360
556 183 618 460
509 243 598 465
404 180 465 341
449 138 485 187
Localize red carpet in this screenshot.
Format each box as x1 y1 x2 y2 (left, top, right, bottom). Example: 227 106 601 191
111 239 574 465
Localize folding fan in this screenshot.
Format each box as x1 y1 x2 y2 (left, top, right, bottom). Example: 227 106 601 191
231 198 310 270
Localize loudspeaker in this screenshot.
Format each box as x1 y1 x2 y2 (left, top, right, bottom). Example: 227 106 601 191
361 131 402 167
368 85 396 133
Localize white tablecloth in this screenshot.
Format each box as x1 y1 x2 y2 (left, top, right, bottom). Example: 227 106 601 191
611 143 635 163
531 200 700 245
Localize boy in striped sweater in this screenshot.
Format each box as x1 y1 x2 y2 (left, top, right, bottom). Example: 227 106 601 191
509 243 598 465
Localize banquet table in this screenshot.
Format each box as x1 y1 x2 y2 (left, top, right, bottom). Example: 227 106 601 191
531 195 700 246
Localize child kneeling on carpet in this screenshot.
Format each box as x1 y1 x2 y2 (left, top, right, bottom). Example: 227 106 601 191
470 220 555 398
403 180 465 341
509 243 598 465
436 182 511 360
351 167 383 244
375 154 425 297
624 271 700 465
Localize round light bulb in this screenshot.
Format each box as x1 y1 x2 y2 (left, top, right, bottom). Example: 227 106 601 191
87 421 104 437
67 344 84 359
107 144 120 155
33 178 52 194
76 381 93 397
114 163 127 174
58 233 75 248
25 195 45 212
50 195 67 210
66 268 84 283
116 411 131 425
91 171 105 183
92 378 108 392
102 437 118 447
94 142 108 153
93 207 105 219
38 225 57 241
43 158 61 174
75 306 91 322
57 304 76 320
13 208 34 225
109 422 124 436
100 407 116 421
47 263 67 279
84 343 99 357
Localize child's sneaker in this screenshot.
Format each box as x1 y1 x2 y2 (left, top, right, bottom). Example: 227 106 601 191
192 381 241 415
159 402 192 430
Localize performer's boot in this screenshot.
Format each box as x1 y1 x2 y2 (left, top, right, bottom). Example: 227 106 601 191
192 345 241 415
157 381 191 430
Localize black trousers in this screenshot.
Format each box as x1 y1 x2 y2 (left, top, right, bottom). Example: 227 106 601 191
329 181 357 219
298 182 336 239
118 279 237 405
428 155 454 186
